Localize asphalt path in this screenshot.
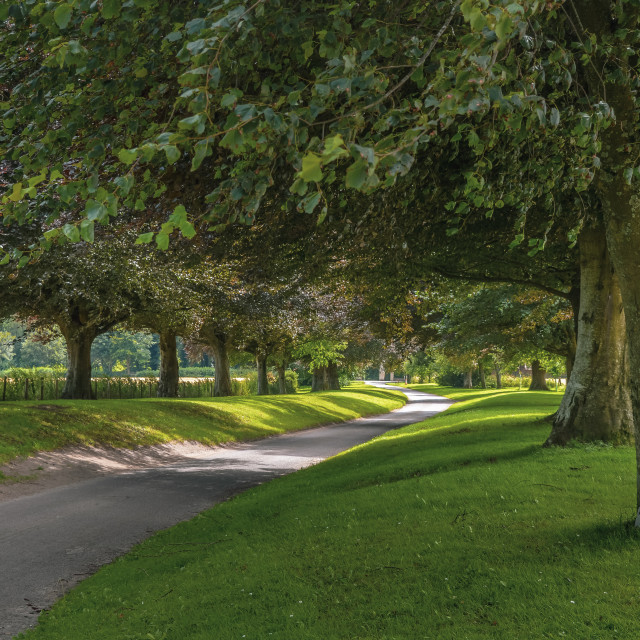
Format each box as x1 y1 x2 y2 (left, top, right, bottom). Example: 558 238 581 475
0 382 452 639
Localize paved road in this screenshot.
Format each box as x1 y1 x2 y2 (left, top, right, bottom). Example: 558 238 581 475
0 383 451 639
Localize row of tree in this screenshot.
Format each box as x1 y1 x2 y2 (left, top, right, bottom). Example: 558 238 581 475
2 1 640 516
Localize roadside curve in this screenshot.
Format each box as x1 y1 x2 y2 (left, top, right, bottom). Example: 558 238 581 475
0 382 452 639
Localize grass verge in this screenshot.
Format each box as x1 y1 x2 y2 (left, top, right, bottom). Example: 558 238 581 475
0 382 405 471
18 385 640 639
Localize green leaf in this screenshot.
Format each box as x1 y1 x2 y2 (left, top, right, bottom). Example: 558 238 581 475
101 0 121 19
191 140 209 171
0 253 10 266
469 9 487 31
495 14 513 40
220 128 245 153
180 221 196 239
155 232 170 250
118 148 138 165
135 232 155 244
53 3 72 29
550 107 560 127
345 159 368 189
170 204 188 224
299 153 323 182
302 191 321 213
63 223 80 242
221 93 238 109
178 114 206 135
80 219 94 243
322 134 348 162
85 200 108 222
166 31 182 42
164 145 181 164
506 3 524 14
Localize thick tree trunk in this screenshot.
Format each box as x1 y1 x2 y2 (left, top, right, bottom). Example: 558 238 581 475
326 361 341 390
311 367 326 392
277 363 287 394
529 360 549 391
495 365 502 389
565 354 573 383
157 331 180 397
573 0 640 521
210 336 233 397
600 180 640 519
463 369 473 389
256 353 269 395
479 362 486 389
378 364 385 381
59 324 97 399
545 229 632 445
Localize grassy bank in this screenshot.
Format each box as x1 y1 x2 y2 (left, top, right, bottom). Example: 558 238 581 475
19 386 640 639
0 383 405 470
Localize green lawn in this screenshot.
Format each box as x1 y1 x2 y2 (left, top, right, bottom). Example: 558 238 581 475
17 385 640 639
0 383 405 473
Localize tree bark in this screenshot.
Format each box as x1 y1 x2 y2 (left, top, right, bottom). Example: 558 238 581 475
311 366 326 392
209 335 233 397
573 0 640 520
495 364 502 389
378 364 385 381
277 363 287 394
479 362 486 389
600 176 640 519
256 353 269 395
326 361 341 390
545 229 632 445
59 323 97 399
157 331 180 397
463 368 473 389
529 360 549 391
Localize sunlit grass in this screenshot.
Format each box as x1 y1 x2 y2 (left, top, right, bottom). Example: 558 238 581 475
18 386 640 640
0 383 406 470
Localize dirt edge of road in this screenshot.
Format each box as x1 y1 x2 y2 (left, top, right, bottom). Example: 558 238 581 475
0 441 220 503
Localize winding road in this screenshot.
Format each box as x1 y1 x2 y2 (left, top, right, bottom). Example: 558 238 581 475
0 382 451 639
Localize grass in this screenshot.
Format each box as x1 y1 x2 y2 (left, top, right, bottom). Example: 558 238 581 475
0 382 406 472
17 385 640 639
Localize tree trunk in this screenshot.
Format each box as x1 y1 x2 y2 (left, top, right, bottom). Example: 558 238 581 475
209 335 233 397
529 360 549 391
600 179 640 519
256 353 269 395
546 229 632 445
463 369 473 389
59 324 97 399
495 364 502 389
311 367 326 392
277 363 287 394
389 371 395 382
573 0 640 520
157 331 180 397
479 362 486 389
326 361 341 390
565 354 573 383
378 364 385 381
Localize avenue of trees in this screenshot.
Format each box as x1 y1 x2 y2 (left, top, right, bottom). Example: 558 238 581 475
2 1 640 519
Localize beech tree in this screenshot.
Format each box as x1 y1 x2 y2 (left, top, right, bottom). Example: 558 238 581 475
4 1 640 516
0 230 144 397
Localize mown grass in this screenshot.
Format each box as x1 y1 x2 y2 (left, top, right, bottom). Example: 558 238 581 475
0 383 405 470
18 385 640 639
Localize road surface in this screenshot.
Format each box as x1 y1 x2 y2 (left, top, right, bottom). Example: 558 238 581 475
0 382 451 638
